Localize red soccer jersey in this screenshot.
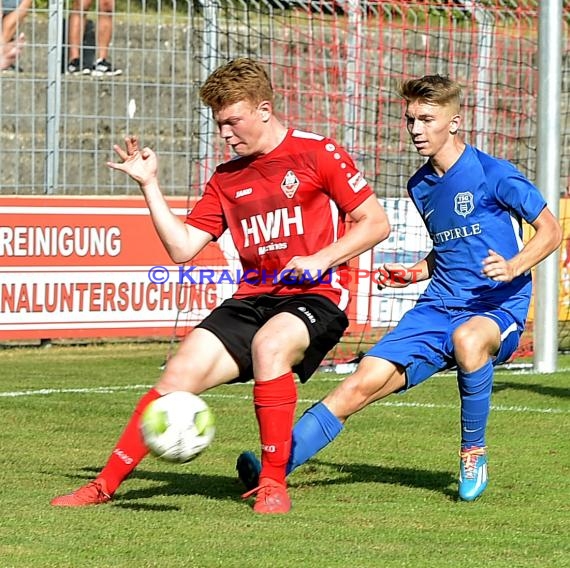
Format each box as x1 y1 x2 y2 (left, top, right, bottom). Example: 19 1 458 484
185 128 373 310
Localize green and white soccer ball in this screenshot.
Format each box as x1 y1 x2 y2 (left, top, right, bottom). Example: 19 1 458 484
141 391 215 464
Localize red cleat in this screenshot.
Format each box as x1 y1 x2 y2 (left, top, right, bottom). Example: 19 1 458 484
242 478 291 514
51 479 111 507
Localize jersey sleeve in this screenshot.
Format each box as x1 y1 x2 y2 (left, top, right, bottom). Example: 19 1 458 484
494 167 547 224
316 139 374 213
184 177 227 239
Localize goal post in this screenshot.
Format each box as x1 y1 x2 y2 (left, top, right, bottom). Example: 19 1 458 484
534 0 563 373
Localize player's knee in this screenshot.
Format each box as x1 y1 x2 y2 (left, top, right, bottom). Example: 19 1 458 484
251 329 280 357
251 330 303 373
157 355 205 392
452 326 485 369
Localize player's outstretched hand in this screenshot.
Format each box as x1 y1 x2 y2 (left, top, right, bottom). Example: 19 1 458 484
107 135 158 191
482 249 515 282
376 263 415 290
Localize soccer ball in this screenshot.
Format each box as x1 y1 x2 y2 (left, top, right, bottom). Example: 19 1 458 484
140 391 215 464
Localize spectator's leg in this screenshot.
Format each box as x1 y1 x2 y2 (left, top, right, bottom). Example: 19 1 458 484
68 0 92 62
96 0 114 60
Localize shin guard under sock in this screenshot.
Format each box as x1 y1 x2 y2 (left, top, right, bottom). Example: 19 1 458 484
287 401 343 474
254 372 297 485
98 387 161 494
458 360 493 450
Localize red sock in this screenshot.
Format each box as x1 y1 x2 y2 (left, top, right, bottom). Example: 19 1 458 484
253 372 297 486
98 388 161 494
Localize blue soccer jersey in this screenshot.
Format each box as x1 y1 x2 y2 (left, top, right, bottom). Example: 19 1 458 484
407 144 546 327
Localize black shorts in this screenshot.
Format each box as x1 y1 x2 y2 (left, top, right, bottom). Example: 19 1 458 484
196 294 348 383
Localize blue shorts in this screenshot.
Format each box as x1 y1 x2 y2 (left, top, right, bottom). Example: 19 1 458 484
366 301 522 391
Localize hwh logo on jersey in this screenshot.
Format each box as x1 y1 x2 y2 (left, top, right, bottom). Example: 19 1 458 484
241 205 304 247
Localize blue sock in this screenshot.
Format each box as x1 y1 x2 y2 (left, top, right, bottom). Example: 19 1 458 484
458 360 493 450
286 401 343 474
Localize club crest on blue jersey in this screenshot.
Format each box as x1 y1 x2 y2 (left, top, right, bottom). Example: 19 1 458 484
281 170 300 198
454 192 474 217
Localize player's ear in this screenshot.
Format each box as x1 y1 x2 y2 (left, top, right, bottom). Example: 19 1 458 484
258 100 272 122
449 115 461 134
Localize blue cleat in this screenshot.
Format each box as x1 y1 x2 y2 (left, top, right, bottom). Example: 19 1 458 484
236 451 261 491
458 447 488 501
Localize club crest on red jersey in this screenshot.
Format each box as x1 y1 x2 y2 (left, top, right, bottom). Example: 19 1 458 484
281 170 300 198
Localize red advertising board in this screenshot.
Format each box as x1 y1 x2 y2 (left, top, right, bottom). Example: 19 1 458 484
0 196 234 340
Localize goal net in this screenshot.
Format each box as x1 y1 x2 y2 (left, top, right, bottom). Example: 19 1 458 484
180 1 569 366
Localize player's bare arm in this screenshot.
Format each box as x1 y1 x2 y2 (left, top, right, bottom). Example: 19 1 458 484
279 194 390 280
107 135 213 263
482 208 562 282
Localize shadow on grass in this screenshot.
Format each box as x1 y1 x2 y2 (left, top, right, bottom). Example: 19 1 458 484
57 466 245 511
493 381 570 399
64 459 458 508
293 460 458 500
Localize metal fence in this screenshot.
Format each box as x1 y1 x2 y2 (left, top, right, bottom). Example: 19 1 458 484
1 0 569 351
2 1 568 197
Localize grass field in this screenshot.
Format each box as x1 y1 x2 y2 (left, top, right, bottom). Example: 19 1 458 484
1 343 568 568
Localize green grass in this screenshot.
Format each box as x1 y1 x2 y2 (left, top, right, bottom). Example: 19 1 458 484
1 344 569 568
